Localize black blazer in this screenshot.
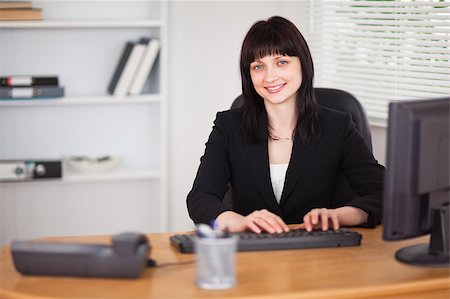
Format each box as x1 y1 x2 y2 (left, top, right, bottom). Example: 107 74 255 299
187 107 384 227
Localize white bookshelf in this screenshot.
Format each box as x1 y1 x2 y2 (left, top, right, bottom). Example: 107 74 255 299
0 1 168 246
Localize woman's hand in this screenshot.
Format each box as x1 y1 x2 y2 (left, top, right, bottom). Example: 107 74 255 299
216 210 290 233
297 208 340 231
296 206 368 231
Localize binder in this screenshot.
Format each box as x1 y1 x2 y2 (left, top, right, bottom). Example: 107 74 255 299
0 86 64 99
0 76 59 87
108 40 147 96
108 42 134 95
129 39 160 95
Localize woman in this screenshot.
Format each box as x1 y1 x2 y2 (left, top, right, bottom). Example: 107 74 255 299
187 16 384 233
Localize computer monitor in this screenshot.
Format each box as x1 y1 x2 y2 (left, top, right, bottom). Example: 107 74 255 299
383 97 450 268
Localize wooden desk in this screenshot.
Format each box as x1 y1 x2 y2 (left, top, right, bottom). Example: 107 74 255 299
0 227 449 299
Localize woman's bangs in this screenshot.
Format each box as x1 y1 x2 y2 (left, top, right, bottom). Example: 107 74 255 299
247 35 296 64
253 43 282 60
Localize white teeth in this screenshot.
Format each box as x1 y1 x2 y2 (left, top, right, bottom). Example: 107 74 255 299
266 84 284 92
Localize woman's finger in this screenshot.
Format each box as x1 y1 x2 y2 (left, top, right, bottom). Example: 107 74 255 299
320 208 329 231
303 213 313 231
252 216 276 233
246 212 276 233
246 220 262 233
310 209 320 225
330 211 340 230
259 209 289 232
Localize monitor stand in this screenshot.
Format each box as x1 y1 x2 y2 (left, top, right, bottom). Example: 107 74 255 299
395 204 449 268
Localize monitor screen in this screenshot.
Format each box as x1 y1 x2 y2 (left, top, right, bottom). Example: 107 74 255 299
383 97 449 267
383 97 450 267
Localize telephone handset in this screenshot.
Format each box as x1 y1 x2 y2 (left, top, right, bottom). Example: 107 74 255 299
11 232 153 278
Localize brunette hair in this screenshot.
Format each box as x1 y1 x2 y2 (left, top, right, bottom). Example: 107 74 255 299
239 16 319 144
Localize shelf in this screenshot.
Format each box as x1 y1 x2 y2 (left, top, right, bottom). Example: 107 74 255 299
63 168 161 183
0 19 163 29
0 168 161 184
0 94 161 107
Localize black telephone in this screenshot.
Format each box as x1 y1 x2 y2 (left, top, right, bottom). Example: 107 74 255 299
11 232 153 278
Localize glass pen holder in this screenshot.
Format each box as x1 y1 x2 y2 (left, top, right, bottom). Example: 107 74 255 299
194 235 238 290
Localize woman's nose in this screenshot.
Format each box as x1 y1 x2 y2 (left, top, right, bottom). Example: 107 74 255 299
263 67 278 83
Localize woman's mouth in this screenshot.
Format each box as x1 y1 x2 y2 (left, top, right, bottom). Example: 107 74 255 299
265 83 286 93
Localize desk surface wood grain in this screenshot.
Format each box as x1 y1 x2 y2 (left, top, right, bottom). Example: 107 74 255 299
0 227 449 299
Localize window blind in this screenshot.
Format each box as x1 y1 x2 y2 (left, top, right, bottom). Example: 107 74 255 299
309 0 450 126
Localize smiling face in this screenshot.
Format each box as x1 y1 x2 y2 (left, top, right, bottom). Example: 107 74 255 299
249 54 302 108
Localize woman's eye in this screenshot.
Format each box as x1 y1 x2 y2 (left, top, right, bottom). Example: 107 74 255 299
253 65 264 70
278 60 288 65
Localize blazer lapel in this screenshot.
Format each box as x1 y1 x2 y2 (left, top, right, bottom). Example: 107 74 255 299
244 113 282 214
279 132 321 206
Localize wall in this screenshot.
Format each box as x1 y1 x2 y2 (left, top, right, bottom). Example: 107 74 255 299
166 1 387 231
371 126 387 166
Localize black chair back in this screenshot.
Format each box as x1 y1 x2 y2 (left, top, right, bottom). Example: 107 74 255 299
314 88 372 151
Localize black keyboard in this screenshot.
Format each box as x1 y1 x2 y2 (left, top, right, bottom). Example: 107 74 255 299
170 228 362 253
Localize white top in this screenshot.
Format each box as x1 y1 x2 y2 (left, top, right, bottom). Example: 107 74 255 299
269 163 289 203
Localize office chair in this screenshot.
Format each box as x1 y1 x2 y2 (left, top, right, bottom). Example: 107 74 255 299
223 88 373 210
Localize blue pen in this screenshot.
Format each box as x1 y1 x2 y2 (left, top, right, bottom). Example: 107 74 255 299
211 219 219 230
211 219 229 238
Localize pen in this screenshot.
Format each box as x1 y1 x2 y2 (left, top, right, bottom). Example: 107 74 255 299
197 223 215 238
211 219 229 238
